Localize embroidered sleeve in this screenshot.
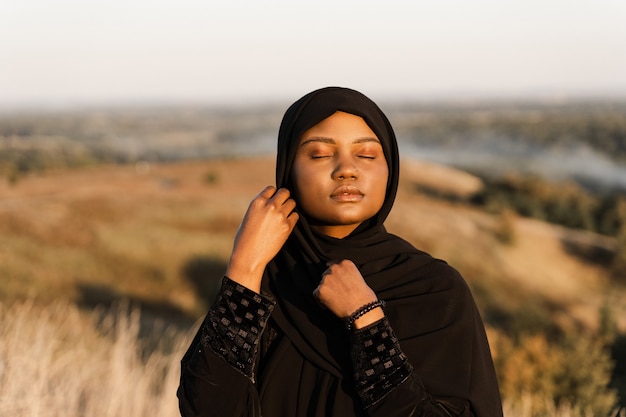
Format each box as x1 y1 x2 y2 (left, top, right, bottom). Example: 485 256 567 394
350 316 414 408
200 276 276 380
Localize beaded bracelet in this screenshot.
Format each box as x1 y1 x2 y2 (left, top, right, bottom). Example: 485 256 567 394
344 299 386 331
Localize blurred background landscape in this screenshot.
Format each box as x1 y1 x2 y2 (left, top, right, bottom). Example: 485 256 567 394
2 0 626 416
2 99 626 416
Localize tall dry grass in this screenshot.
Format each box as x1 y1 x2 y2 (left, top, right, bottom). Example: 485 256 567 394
1 299 624 417
502 397 625 417
0 299 193 417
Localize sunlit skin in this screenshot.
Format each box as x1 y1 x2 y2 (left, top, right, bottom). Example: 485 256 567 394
292 111 389 239
225 111 387 328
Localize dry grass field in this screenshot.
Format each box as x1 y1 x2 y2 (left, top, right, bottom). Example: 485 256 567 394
1 156 625 416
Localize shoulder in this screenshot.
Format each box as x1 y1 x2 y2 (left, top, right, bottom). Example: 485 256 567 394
382 253 477 339
365 230 474 303
389 233 472 294
388 231 465 275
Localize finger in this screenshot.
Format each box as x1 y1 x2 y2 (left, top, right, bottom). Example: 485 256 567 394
321 265 332 277
258 185 278 199
270 187 292 204
312 285 320 300
281 197 297 215
286 211 299 229
312 286 327 310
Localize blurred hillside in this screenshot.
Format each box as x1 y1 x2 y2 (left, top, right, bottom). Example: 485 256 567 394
1 101 626 414
1 155 626 412
2 155 620 317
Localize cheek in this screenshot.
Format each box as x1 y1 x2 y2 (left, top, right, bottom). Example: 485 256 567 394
291 161 318 201
373 164 390 199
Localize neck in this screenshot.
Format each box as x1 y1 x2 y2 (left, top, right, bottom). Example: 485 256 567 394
310 223 360 239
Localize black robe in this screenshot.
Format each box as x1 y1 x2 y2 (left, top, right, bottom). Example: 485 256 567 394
178 87 503 416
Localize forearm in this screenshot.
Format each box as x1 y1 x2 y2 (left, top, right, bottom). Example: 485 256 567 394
178 340 256 417
177 277 276 417
351 317 471 417
202 277 275 379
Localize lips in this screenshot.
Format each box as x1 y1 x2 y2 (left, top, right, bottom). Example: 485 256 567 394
330 185 364 202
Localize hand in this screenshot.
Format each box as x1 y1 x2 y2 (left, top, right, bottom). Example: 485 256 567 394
313 260 384 329
226 186 299 293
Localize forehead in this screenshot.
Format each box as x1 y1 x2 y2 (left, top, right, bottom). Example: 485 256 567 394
298 111 378 143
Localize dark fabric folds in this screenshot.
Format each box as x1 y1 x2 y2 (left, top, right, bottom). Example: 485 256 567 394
351 317 414 407
203 277 276 380
178 86 503 417
260 87 502 416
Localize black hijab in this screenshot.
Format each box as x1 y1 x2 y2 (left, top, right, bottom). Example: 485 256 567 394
260 87 502 416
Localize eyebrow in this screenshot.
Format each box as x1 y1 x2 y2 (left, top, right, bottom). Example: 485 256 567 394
299 136 381 147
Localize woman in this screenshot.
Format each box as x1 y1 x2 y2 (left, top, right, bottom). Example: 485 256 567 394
177 87 503 416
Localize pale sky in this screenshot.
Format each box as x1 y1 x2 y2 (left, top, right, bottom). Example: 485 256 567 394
1 0 625 108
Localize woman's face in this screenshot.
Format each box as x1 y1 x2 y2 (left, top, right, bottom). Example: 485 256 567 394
292 111 389 238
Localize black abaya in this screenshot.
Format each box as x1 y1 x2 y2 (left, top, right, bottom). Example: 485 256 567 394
178 87 503 417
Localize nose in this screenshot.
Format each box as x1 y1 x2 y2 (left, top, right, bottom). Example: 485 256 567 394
332 155 358 180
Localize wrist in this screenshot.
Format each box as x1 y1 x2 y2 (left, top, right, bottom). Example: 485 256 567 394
225 258 265 293
353 307 385 329
345 300 386 331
